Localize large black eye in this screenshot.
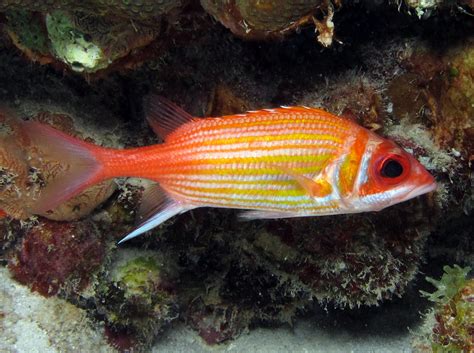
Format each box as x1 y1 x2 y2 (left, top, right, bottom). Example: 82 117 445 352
381 159 404 178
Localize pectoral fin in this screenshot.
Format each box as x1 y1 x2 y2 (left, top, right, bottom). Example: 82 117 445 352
275 165 332 198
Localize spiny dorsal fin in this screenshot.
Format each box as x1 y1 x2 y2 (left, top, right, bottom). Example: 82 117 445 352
145 95 196 140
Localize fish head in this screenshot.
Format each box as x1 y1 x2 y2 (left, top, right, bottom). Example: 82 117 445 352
352 135 437 211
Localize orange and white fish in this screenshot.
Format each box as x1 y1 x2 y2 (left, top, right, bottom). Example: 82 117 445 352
11 96 436 242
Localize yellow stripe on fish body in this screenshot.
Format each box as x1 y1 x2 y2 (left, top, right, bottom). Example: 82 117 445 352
158 109 356 214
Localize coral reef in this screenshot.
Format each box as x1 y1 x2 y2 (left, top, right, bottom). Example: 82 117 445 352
413 265 473 352
4 9 161 73
0 0 472 351
386 39 473 269
8 218 106 297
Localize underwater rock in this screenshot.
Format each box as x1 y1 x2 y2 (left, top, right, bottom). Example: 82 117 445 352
259 203 434 308
200 0 338 45
185 253 308 343
46 11 159 73
391 39 474 152
3 10 53 65
94 250 179 350
0 110 116 221
187 300 250 345
206 84 251 117
8 218 106 297
386 39 473 267
2 3 208 75
146 201 432 343
413 265 474 352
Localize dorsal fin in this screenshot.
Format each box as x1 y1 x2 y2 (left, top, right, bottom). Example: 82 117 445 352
145 95 196 140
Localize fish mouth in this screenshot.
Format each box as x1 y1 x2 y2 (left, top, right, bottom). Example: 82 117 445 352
405 181 437 200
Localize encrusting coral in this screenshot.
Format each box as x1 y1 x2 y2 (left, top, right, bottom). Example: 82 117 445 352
200 0 339 45
8 218 107 297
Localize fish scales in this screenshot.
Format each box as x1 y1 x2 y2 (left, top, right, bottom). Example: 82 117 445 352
151 111 353 213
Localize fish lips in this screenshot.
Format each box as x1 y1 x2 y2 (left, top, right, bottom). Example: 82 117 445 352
404 180 437 201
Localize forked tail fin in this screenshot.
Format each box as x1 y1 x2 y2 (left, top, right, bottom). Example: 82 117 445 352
21 121 107 215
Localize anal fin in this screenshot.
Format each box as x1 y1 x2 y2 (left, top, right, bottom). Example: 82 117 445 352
118 183 191 244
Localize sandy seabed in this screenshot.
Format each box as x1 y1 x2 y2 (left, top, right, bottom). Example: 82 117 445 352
1 267 415 353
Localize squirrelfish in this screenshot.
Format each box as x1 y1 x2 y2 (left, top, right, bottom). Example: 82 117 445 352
10 96 436 242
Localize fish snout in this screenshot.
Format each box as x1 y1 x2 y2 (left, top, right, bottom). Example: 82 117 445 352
407 163 437 199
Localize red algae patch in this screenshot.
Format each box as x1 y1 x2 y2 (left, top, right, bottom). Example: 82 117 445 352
8 219 106 297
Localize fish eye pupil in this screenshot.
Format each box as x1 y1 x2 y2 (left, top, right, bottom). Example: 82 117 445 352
381 159 403 178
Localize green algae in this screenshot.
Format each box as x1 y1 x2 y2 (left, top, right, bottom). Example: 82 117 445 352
421 265 471 304
113 255 162 301
421 265 473 353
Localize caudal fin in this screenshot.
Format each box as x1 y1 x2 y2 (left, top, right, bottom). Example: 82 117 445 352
22 121 106 215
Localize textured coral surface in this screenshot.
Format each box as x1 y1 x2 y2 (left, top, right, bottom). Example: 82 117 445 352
8 219 106 296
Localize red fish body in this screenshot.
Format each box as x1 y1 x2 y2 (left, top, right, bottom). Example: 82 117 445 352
16 96 436 242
